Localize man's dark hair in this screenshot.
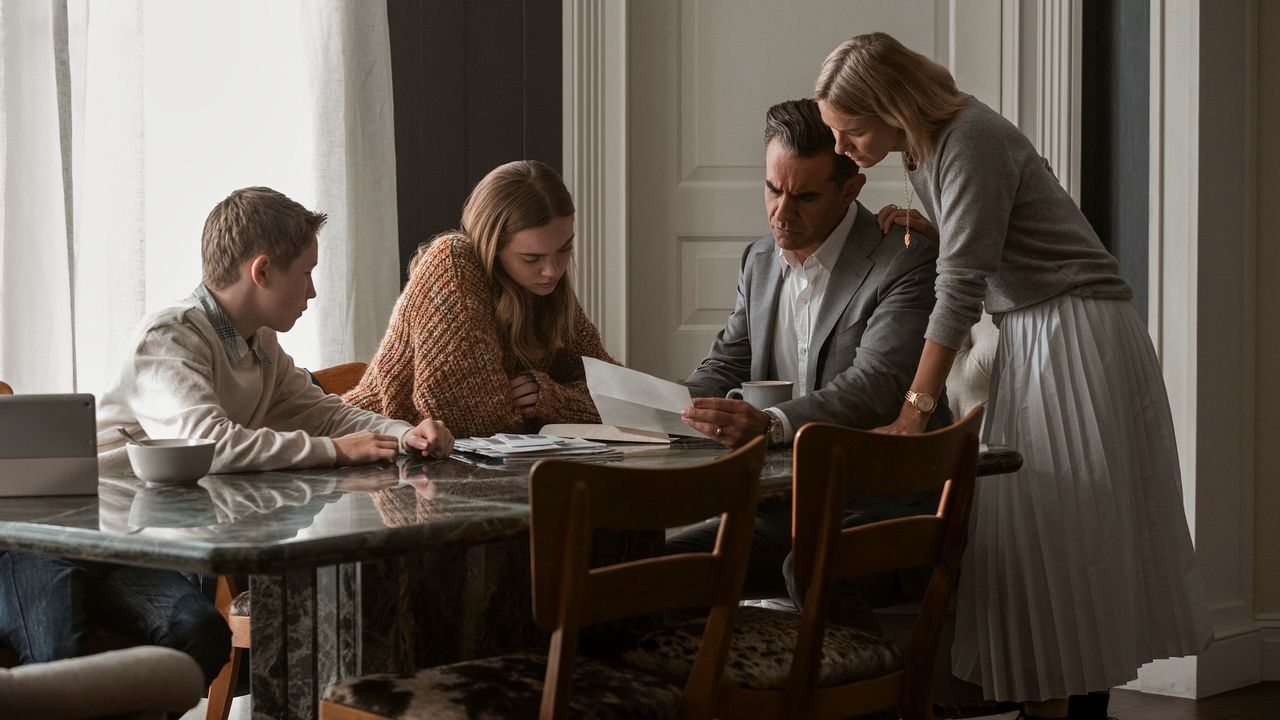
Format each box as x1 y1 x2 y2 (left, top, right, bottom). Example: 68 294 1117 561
764 99 858 186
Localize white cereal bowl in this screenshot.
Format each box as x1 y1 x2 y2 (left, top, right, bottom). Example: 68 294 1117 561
126 438 216 485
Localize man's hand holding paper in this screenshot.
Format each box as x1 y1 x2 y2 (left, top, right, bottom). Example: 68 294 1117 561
582 358 703 438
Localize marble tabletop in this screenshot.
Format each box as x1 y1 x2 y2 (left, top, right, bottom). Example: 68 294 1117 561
0 440 1021 575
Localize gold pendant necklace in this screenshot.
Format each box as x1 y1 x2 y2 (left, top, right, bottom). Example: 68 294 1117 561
901 157 914 248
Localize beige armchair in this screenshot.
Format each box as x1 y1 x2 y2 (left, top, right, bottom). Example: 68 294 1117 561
0 646 205 719
945 313 999 420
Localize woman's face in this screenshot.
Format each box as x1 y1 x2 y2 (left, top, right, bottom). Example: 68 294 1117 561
817 100 903 169
497 215 575 296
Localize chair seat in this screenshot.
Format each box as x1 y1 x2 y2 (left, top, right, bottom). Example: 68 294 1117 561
323 651 684 720
618 605 903 691
228 591 251 617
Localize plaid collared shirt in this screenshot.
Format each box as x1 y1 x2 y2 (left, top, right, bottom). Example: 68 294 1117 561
194 284 270 365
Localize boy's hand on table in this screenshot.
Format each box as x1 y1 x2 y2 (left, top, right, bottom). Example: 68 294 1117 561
402 418 454 458
333 431 400 465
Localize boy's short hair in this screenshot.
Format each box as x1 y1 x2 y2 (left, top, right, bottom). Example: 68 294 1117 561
201 187 328 289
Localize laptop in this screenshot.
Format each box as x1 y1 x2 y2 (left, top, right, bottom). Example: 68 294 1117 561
0 394 99 496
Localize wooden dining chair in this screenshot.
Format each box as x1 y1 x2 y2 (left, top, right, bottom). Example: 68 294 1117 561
618 407 984 720
311 362 368 396
204 575 249 720
204 361 369 719
320 436 767 720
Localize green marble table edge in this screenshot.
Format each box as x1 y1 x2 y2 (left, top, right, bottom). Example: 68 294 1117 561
0 443 1021 575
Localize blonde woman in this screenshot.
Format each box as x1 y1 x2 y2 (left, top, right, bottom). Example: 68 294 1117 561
813 33 1210 720
345 160 613 438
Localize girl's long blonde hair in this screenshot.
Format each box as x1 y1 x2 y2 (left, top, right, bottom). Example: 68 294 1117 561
411 160 578 369
813 32 969 165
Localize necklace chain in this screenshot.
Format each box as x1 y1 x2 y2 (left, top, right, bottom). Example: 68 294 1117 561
901 155 914 248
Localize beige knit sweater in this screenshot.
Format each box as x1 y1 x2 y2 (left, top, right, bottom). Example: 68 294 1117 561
96 292 413 474
344 235 614 438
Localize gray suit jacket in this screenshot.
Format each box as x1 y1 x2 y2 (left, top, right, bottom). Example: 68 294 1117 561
685 202 951 432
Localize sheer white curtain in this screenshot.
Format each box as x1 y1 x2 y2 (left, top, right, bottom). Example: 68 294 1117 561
0 0 77 393
1 0 401 395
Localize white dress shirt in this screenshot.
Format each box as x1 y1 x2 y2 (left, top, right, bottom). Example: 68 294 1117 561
765 204 856 442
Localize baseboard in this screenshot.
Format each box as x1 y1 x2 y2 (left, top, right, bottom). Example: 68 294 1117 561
1259 612 1280 681
1129 621 1263 698
1196 623 1263 697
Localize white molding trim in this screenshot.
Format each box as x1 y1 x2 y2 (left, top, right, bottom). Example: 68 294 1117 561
1037 0 1082 201
563 0 628 362
1140 0 1260 698
999 0 1022 127
1147 0 1165 347
999 0 1082 200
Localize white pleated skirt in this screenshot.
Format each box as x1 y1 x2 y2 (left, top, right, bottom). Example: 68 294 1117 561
951 293 1212 702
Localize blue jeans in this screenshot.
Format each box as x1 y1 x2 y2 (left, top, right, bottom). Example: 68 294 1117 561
0 552 231 685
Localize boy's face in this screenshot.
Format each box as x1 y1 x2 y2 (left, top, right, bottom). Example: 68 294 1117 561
261 235 318 333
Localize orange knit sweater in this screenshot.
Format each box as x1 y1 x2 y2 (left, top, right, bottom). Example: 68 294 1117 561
344 235 615 438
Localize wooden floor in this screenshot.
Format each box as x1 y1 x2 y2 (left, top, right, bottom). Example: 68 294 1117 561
182 685 1280 719
1107 683 1280 719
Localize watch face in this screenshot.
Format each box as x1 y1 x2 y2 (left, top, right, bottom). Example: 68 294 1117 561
908 392 935 413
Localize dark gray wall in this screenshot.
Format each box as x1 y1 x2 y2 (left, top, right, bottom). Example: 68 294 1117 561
387 0 562 283
1081 0 1150 320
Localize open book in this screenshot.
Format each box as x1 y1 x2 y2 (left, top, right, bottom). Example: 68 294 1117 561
538 424 672 444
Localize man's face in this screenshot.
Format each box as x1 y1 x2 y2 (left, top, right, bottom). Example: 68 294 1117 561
764 139 861 255
262 236 318 333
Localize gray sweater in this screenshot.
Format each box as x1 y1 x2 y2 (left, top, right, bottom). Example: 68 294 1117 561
911 97 1131 350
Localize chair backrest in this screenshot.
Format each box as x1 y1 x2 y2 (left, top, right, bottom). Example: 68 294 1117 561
787 406 983 718
528 437 766 720
0 380 12 395
312 362 367 395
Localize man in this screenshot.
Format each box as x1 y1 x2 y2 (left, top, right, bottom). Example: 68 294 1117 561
672 99 950 628
679 98 949 446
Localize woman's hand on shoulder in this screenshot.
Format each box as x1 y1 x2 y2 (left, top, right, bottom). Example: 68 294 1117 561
509 373 540 416
876 204 938 243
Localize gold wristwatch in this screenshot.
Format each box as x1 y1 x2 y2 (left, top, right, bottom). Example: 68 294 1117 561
904 390 936 415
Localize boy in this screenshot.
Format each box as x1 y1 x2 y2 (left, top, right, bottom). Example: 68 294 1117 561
97 186 453 471
0 187 453 687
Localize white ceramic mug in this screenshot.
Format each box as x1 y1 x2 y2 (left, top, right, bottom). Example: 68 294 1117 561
726 380 794 409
